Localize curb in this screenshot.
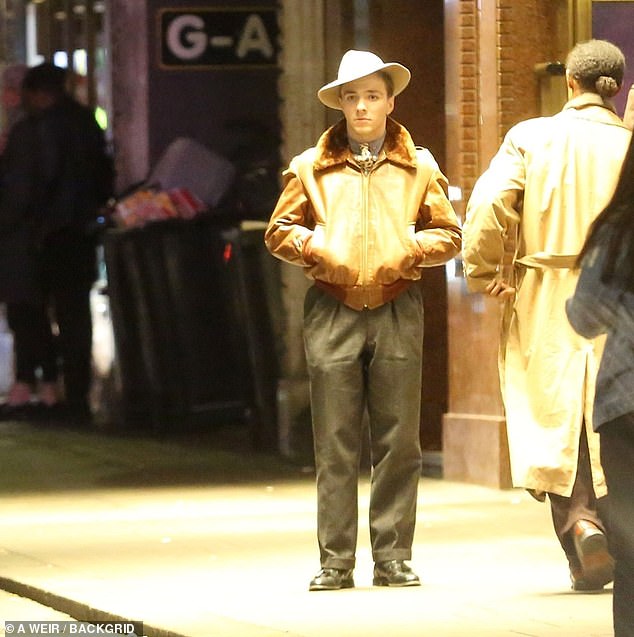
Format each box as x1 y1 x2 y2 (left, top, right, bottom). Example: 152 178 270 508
0 578 188 637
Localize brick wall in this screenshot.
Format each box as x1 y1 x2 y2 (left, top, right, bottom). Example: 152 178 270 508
497 1 566 140
444 0 570 486
447 0 568 202
459 0 479 197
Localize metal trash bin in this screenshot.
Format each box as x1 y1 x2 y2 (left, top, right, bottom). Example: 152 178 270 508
103 216 280 447
221 221 282 449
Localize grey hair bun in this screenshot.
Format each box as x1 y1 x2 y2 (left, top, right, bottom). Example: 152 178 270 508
595 75 620 98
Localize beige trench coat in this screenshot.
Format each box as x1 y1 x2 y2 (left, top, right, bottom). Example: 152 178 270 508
463 94 632 497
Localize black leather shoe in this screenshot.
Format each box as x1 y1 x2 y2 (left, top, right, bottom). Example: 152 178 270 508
571 520 614 590
309 568 354 591
373 560 420 587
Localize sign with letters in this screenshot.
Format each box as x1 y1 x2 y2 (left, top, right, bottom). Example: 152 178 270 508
158 7 279 69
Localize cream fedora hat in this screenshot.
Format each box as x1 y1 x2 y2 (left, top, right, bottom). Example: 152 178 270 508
318 50 411 110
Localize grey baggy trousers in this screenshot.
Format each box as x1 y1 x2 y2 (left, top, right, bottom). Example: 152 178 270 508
303 284 424 569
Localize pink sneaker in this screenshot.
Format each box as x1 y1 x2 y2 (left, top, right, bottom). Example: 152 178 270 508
6 381 32 406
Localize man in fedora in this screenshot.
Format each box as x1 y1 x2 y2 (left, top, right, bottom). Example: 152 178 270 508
265 50 461 590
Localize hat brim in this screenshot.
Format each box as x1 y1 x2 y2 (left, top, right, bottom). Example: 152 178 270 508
317 63 411 110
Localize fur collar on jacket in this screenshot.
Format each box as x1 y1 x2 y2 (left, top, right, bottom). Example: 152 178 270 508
312 117 418 171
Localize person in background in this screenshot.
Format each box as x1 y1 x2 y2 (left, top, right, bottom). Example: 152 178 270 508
0 62 113 423
462 39 631 591
265 50 461 590
566 131 634 636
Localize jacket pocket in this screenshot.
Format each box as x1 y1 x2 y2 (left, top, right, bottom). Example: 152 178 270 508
374 224 420 283
308 223 360 285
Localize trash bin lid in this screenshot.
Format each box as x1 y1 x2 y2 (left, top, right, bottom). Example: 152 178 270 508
148 137 236 208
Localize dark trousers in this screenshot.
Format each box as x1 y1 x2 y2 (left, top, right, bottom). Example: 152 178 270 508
6 301 58 385
600 414 634 637
303 285 424 570
548 428 608 566
7 233 95 408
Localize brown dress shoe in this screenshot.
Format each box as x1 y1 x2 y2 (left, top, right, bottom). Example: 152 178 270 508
572 520 614 590
309 568 354 591
373 560 420 587
569 563 605 592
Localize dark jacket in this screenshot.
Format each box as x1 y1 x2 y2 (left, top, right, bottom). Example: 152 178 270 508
566 222 634 430
0 96 113 303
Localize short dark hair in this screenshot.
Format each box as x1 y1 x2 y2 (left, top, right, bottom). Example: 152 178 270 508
22 62 67 94
377 71 395 97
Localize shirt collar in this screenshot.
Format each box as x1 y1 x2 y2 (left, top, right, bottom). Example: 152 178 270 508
348 133 386 157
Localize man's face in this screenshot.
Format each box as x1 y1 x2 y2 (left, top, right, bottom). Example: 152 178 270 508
339 73 394 143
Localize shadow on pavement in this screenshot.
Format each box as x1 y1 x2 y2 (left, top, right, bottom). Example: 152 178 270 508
0 419 311 494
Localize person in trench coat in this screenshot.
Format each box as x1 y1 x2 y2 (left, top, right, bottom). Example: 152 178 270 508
462 39 632 591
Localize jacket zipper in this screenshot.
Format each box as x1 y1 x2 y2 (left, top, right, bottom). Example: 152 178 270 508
361 167 370 308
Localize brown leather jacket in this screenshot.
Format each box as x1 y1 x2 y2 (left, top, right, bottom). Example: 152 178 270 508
265 117 461 310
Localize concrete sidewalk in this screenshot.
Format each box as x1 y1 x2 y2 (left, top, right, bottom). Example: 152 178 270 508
0 421 614 637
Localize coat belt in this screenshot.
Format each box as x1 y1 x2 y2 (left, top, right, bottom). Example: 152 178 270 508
514 252 578 269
